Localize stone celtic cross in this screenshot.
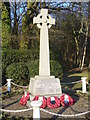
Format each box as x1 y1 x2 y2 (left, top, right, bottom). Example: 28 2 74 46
33 9 55 76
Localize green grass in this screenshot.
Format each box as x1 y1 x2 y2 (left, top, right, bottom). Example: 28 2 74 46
68 71 89 81
62 69 90 92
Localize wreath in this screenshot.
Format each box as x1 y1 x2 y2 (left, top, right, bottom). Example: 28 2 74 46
47 96 60 108
20 93 76 108
33 96 47 109
60 94 75 107
20 92 30 106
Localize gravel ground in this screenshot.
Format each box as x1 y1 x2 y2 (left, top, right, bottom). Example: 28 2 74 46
2 93 90 120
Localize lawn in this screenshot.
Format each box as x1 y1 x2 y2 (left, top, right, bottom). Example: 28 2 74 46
62 67 90 92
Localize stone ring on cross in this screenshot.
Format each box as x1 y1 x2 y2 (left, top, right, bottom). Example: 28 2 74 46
33 9 55 29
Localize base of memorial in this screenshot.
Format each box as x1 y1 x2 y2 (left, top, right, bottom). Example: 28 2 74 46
26 94 63 108
28 76 62 101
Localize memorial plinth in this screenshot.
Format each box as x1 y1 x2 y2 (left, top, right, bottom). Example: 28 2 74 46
29 9 62 100
29 76 62 100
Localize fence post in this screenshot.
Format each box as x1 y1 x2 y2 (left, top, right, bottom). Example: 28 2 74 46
6 79 12 92
81 77 87 93
30 100 42 120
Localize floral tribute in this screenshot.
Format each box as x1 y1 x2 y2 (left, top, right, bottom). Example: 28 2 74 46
60 94 76 107
20 92 30 106
20 93 76 108
47 96 60 108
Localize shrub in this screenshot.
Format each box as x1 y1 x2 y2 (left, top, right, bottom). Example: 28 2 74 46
50 60 63 80
2 49 39 67
6 62 29 85
2 49 39 82
27 60 63 80
6 60 63 86
27 60 39 78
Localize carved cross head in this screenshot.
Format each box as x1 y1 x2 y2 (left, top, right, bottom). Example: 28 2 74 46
33 9 55 29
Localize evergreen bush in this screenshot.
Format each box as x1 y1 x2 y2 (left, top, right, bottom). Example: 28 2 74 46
27 60 63 79
2 49 39 82
50 60 63 80
6 60 63 86
6 62 29 85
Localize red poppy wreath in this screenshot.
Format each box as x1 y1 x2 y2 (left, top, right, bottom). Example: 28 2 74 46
47 96 60 108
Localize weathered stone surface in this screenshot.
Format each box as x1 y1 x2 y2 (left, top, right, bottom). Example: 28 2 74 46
29 76 62 97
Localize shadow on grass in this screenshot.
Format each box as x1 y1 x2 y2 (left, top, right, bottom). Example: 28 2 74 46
49 95 79 120
62 70 83 91
49 107 68 120
49 82 80 120
2 98 21 109
48 72 81 120
62 73 82 82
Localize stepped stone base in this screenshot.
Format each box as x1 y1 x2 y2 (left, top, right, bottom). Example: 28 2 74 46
28 76 62 101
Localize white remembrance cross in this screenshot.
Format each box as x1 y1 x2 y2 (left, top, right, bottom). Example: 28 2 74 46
33 9 55 76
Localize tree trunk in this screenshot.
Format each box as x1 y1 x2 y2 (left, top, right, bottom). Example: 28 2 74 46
72 28 79 65
81 21 88 70
13 2 18 35
11 2 19 49
66 43 69 62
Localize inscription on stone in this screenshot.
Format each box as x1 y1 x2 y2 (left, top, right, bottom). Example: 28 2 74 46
30 78 62 96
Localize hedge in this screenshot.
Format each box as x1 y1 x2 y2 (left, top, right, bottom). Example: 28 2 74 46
2 49 39 82
2 49 39 67
27 60 63 79
6 62 29 85
26 60 39 78
6 60 63 86
50 60 63 79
